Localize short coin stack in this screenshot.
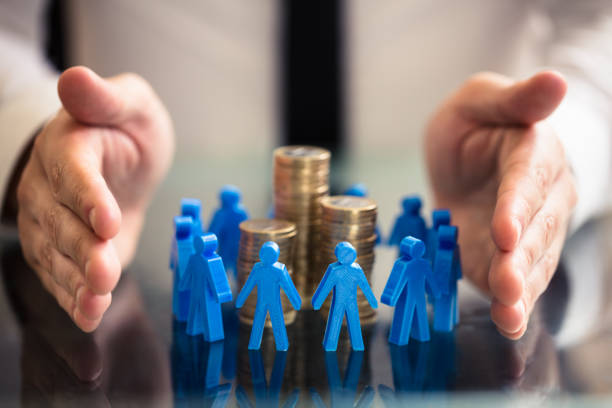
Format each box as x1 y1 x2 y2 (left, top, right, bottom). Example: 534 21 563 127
237 219 297 326
273 146 331 301
318 195 378 323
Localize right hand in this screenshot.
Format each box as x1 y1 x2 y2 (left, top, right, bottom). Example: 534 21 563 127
17 66 174 332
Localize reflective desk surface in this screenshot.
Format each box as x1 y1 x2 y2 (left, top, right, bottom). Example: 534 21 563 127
0 154 611 407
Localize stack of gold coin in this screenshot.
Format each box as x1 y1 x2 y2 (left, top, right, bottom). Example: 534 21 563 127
237 219 297 326
317 195 378 323
273 146 331 300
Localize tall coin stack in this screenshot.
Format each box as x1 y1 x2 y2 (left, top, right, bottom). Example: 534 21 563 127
273 146 331 301
237 219 297 326
318 195 378 323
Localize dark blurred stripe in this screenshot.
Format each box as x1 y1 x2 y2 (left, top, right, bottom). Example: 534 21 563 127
44 0 67 71
281 0 345 156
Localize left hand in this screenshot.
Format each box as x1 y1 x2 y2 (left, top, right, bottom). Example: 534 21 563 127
425 71 577 339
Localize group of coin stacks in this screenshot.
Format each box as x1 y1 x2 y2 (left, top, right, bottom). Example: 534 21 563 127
237 219 297 326
318 195 378 323
272 146 331 300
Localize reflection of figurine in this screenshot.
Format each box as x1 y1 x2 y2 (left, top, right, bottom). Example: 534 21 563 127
381 237 440 345
170 216 194 322
432 225 462 332
180 234 233 340
236 350 300 408
171 321 231 407
388 196 426 247
208 185 249 275
344 183 382 244
236 241 302 351
310 351 375 408
378 342 430 406
312 242 378 351
425 331 456 392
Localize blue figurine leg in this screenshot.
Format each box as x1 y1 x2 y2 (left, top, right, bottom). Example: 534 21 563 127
433 294 453 332
452 285 459 326
345 304 364 351
388 289 416 346
172 269 180 317
410 296 430 342
203 297 225 342
186 297 204 336
323 299 346 351
269 303 289 351
248 304 268 350
178 289 190 322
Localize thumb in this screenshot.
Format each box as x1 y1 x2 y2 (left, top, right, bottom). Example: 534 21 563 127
457 71 567 125
57 66 153 128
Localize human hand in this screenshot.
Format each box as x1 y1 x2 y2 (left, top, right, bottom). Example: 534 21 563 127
425 71 577 339
17 66 174 332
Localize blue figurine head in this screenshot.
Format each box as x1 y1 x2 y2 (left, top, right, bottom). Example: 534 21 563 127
438 225 458 250
400 236 425 259
259 241 280 265
220 185 241 208
194 233 218 256
181 198 202 220
344 183 368 197
402 196 422 215
432 209 451 230
335 242 357 265
174 215 193 239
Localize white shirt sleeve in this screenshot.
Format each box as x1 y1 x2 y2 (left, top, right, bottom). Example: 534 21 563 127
0 25 60 215
541 0 612 232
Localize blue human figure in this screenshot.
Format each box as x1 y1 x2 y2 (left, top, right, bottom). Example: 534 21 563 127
432 225 462 332
235 350 300 408
181 198 204 235
208 185 249 275
312 242 379 352
170 216 194 322
180 233 233 341
310 351 375 408
388 196 427 249
381 237 441 345
344 183 382 244
235 241 302 351
426 209 450 260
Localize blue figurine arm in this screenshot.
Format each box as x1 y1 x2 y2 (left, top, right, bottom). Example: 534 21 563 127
311 266 336 310
279 265 302 311
208 212 223 235
455 246 462 280
380 260 408 306
425 261 442 299
235 266 258 308
356 265 378 309
179 256 195 291
206 257 233 303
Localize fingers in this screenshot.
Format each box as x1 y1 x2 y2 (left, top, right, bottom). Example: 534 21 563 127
33 117 121 240
455 71 567 125
491 125 566 251
489 168 576 337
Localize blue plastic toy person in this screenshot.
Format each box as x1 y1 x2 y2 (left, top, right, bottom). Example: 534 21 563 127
426 209 450 259
170 216 195 322
235 241 302 351
344 183 382 244
181 198 204 235
312 242 379 352
208 185 249 275
381 236 441 345
388 196 427 248
180 233 233 341
432 225 462 332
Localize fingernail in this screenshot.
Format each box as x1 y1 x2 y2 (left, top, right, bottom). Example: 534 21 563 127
76 285 86 308
517 299 526 322
89 208 96 229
